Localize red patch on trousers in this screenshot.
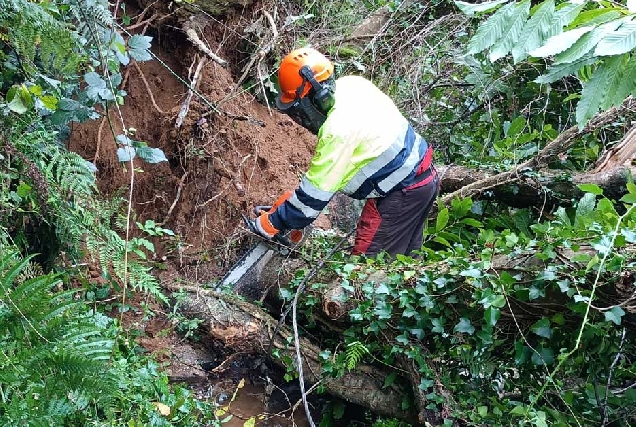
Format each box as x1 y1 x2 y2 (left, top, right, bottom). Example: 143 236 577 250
352 199 382 255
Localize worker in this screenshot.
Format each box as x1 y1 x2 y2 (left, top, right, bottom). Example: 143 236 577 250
249 47 438 257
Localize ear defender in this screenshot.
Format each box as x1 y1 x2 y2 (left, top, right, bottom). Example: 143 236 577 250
298 65 335 113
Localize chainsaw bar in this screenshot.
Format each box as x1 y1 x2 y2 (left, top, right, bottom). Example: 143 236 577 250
217 241 272 290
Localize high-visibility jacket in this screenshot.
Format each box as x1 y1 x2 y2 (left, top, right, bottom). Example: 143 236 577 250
269 75 434 232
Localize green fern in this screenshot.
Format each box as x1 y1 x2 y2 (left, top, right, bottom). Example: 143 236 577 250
0 0 81 77
345 341 369 371
0 248 119 424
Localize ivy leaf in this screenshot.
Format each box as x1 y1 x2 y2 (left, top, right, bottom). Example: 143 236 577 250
604 306 625 325
431 317 445 333
453 318 475 335
530 317 552 338
484 307 500 327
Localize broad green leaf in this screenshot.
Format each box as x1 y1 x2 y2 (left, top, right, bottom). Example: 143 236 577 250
38 94 58 110
117 147 137 162
530 26 594 57
468 2 518 54
489 0 531 62
128 35 153 61
530 317 552 338
535 53 596 83
383 371 398 389
554 206 572 227
600 55 628 110
576 61 613 128
577 183 603 195
512 0 555 63
436 207 449 231
574 192 596 226
594 20 636 56
454 0 509 16
604 306 625 325
531 347 554 365
615 55 636 102
84 72 106 88
484 307 500 326
136 146 168 164
555 20 622 64
545 2 585 39
453 318 475 335
568 8 621 30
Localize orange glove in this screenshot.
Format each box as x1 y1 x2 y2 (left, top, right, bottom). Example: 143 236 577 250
251 191 293 239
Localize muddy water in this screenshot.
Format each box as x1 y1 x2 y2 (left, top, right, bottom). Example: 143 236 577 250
221 383 309 427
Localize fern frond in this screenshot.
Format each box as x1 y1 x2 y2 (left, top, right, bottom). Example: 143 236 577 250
345 341 368 371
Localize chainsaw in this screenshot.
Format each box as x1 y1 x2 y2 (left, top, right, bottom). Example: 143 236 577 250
217 195 304 291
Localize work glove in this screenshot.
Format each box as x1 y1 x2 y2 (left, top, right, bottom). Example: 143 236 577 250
245 190 303 244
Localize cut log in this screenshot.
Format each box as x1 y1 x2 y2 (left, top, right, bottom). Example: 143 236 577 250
174 288 418 424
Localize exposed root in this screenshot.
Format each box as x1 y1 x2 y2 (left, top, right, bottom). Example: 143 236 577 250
132 61 168 115
183 18 228 68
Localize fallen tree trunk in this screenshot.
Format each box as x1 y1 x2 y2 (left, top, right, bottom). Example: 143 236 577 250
438 96 636 208
173 287 419 424
437 164 636 208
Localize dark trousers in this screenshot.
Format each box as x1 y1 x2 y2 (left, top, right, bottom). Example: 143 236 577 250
352 173 438 257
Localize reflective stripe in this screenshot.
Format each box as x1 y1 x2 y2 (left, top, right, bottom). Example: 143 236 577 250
377 134 426 193
342 121 409 195
288 192 322 219
256 213 278 237
299 177 333 203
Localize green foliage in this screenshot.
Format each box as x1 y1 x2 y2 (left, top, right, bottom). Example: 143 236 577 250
0 247 221 426
459 0 636 127
290 185 636 425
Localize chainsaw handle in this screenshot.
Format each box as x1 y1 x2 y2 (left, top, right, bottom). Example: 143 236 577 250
254 205 272 215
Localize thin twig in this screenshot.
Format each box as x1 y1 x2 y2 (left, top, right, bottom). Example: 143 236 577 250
289 230 355 427
159 172 189 226
602 328 627 426
132 61 167 114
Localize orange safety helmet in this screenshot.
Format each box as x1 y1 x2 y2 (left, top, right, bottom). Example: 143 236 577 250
277 47 334 106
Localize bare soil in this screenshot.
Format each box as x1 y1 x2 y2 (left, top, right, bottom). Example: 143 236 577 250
67 4 339 425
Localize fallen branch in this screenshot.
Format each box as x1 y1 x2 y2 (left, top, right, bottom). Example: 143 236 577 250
440 96 636 207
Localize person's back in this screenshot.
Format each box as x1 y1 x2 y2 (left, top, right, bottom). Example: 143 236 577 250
248 48 439 257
